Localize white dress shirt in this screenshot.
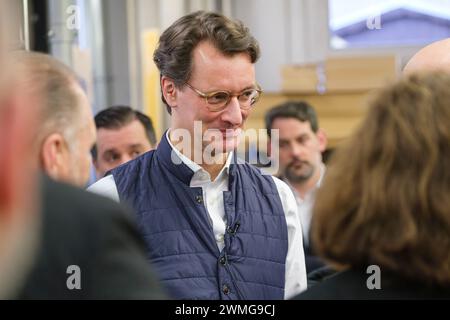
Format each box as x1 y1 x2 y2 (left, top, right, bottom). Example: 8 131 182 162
286 164 326 247
88 132 307 299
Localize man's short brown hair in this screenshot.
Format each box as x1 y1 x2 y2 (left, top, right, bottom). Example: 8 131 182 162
153 11 260 113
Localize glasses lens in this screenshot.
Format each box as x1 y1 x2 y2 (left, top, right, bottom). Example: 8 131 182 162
207 91 230 105
204 88 262 111
238 89 260 108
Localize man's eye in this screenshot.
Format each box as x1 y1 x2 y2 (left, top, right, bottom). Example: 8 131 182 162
208 92 229 104
238 90 253 101
106 154 120 163
279 141 288 148
242 90 254 98
240 89 259 105
298 136 309 144
131 151 141 158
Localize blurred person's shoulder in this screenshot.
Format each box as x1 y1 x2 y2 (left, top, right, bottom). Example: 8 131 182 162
43 175 120 213
294 268 450 300
17 176 166 299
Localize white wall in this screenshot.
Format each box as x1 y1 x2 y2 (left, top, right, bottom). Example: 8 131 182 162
104 0 131 107
231 0 329 92
232 0 289 92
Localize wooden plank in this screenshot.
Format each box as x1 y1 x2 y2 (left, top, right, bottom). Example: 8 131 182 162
244 116 363 149
251 92 370 119
281 55 398 93
245 92 371 149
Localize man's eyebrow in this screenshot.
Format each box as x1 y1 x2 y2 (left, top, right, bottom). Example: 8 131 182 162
278 133 308 142
102 149 119 156
294 133 310 141
128 143 146 149
240 85 257 91
204 84 258 93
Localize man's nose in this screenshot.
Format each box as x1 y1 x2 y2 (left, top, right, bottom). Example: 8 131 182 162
121 154 133 165
290 143 305 158
221 97 243 126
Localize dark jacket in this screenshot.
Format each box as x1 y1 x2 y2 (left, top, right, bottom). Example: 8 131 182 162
17 177 167 299
295 268 450 300
112 133 288 300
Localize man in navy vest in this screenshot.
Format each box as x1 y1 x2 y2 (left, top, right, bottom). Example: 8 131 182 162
89 11 307 300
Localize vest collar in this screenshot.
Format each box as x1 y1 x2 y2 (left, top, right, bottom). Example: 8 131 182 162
156 130 238 186
156 130 196 185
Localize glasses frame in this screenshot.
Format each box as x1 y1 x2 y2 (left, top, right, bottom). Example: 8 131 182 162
184 82 263 112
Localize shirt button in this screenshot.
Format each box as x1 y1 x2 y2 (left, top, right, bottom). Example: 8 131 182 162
195 195 203 204
222 284 230 295
216 234 224 243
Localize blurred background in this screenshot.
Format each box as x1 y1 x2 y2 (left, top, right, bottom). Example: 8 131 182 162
11 0 450 155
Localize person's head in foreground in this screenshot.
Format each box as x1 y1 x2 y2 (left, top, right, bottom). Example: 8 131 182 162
13 51 96 187
404 38 450 74
311 72 450 288
0 1 41 298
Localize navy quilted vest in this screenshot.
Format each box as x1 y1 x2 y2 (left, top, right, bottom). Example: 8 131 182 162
112 133 288 300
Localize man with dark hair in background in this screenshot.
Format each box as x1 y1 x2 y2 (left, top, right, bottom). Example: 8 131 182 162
265 101 328 275
92 106 156 179
90 11 307 300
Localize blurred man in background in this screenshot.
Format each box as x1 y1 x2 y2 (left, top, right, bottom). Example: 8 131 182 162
92 106 156 179
265 101 327 274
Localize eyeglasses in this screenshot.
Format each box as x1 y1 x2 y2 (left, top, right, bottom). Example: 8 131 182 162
185 83 263 112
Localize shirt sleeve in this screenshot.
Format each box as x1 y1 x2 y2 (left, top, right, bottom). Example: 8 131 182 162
87 175 120 203
272 176 308 299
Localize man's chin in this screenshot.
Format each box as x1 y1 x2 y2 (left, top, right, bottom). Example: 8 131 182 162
286 168 314 183
207 137 240 152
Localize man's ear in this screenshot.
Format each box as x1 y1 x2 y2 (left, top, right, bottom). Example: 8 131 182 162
92 156 98 168
316 129 328 153
266 138 272 158
40 133 67 181
92 157 102 179
161 76 178 108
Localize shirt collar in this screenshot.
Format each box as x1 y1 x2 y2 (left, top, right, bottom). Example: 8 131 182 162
317 163 326 188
